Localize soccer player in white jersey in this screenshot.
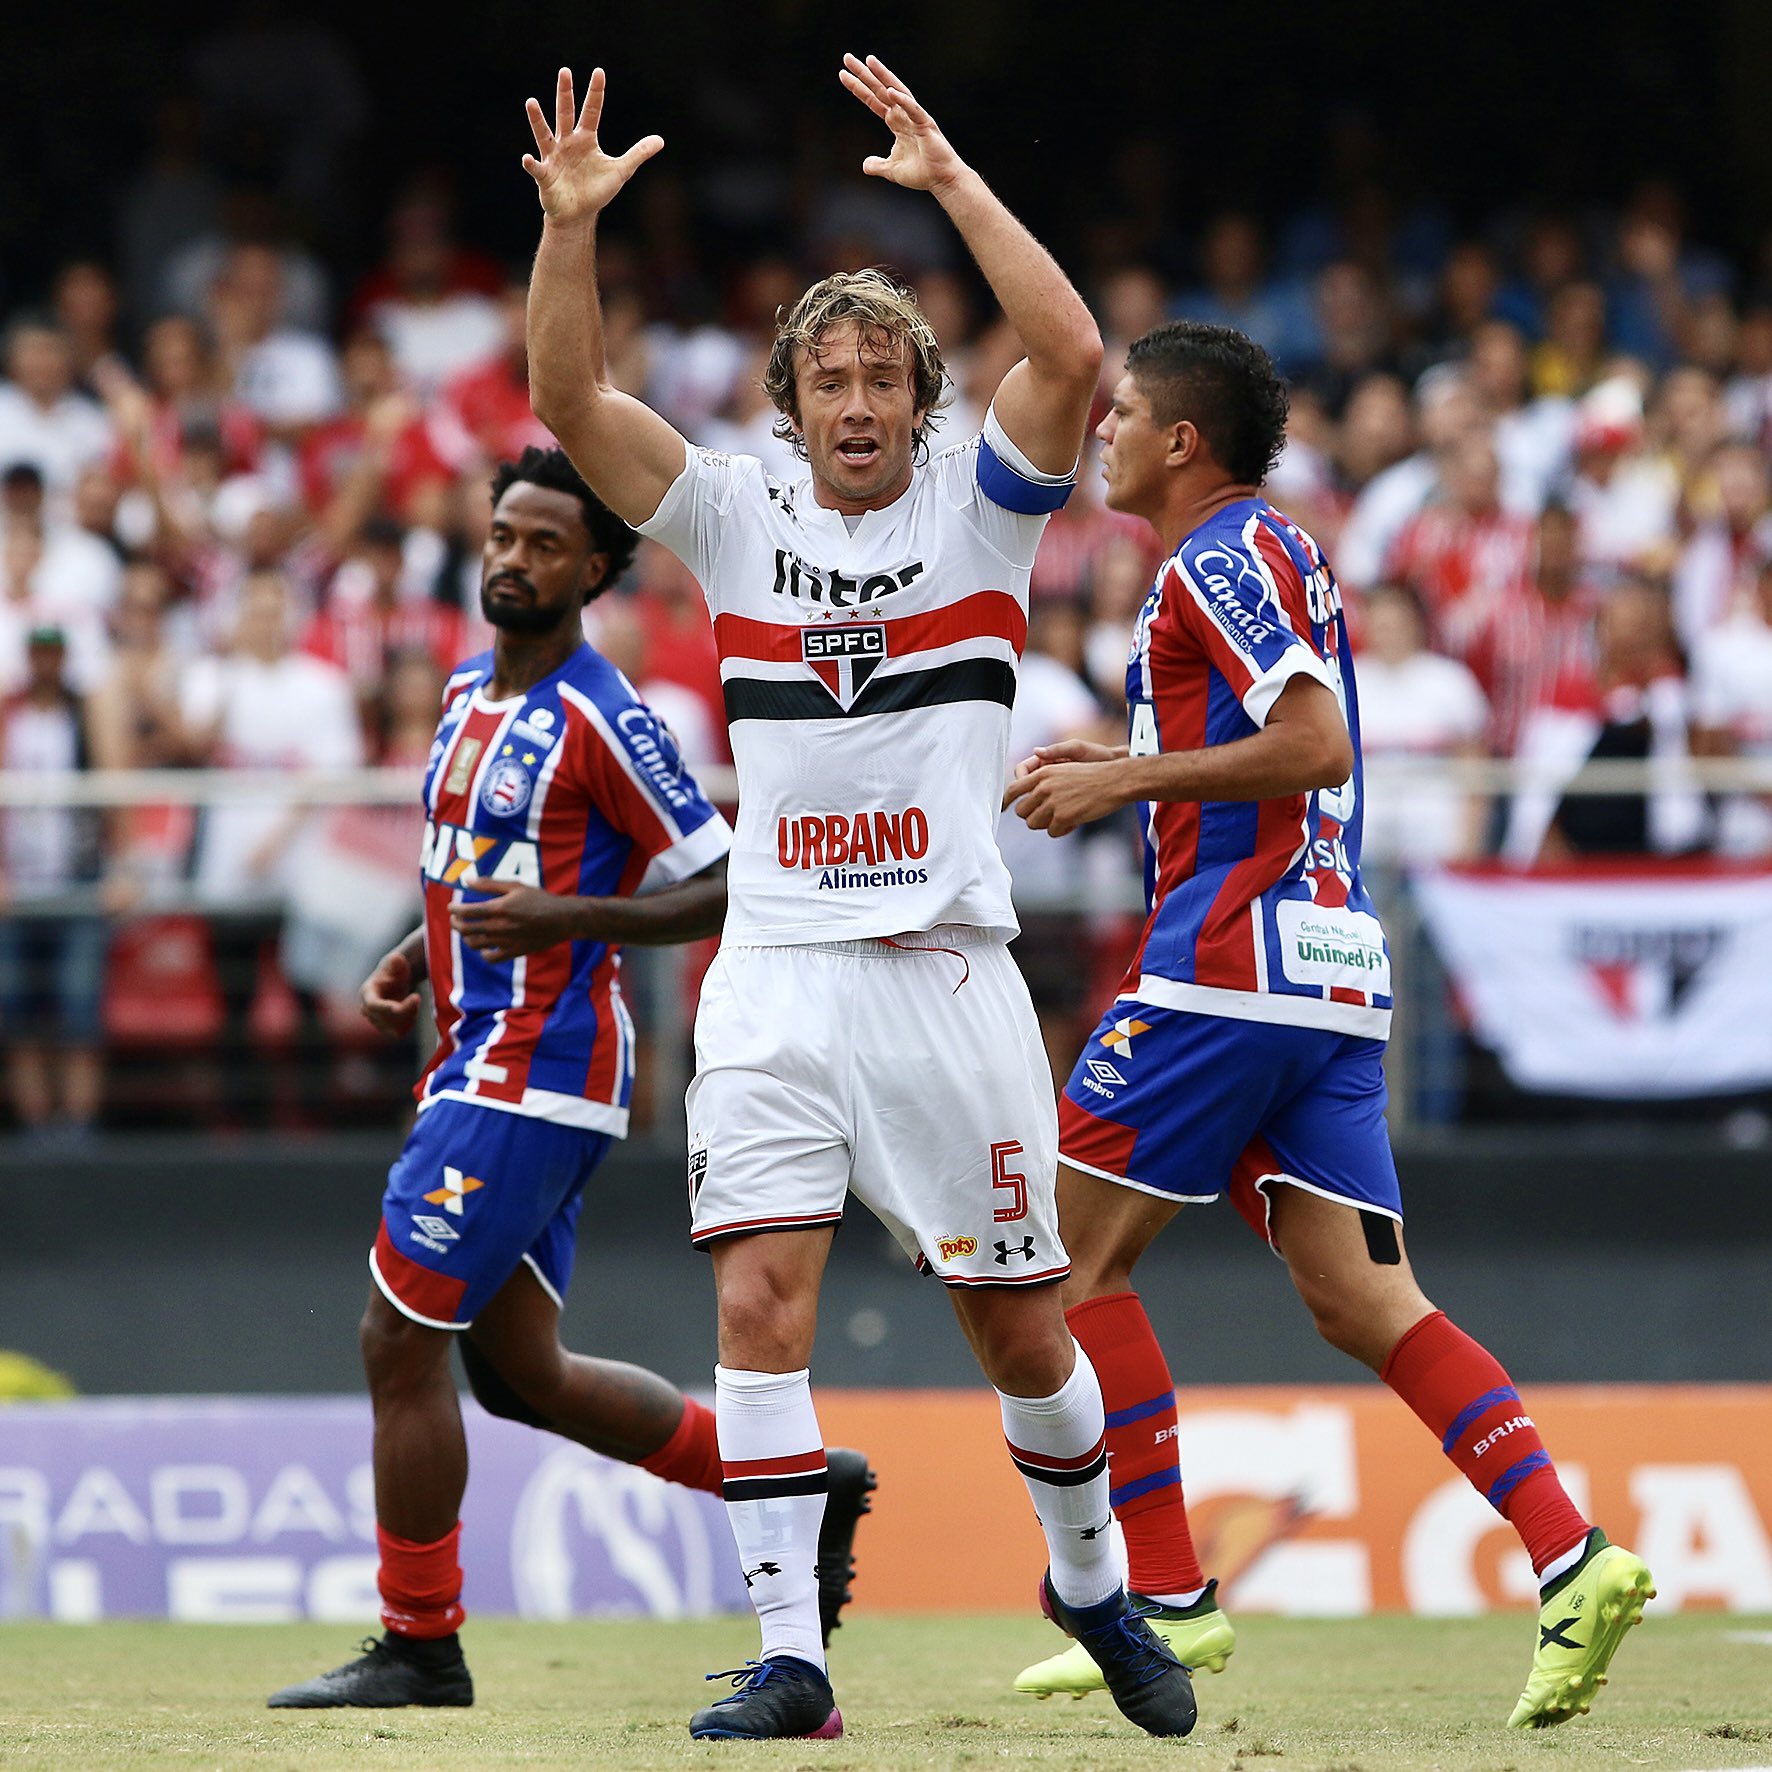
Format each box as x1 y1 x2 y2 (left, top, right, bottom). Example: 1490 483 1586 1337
520 54 1198 1742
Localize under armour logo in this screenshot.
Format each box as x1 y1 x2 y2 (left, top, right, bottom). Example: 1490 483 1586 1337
994 1237 1037 1264
1540 1614 1584 1651
1079 1520 1111 1541
743 1561 782 1587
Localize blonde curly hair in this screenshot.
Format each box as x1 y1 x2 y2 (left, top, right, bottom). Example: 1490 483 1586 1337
762 269 949 461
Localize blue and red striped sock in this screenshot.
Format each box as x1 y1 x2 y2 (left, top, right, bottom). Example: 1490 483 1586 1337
1382 1311 1589 1576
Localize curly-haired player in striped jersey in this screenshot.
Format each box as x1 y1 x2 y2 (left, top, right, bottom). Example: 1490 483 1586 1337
522 54 1199 1743
1006 321 1653 1730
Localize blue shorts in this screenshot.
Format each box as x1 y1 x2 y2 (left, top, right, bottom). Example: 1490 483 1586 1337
0 916 108 1043
1057 999 1401 1248
371 1098 614 1329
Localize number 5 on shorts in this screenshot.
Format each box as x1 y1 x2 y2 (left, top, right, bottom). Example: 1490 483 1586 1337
991 1140 1028 1223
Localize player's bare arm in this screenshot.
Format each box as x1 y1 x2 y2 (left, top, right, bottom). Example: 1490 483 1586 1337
360 929 426 1037
451 856 727 965
1007 676 1354 837
523 67 686 526
839 52 1099 473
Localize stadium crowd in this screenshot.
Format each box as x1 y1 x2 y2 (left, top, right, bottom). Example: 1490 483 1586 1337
4 126 1772 1133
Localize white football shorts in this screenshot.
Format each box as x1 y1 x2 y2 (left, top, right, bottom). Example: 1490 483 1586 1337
686 928 1067 1288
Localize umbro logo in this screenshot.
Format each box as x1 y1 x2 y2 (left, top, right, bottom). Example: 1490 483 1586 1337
994 1237 1037 1264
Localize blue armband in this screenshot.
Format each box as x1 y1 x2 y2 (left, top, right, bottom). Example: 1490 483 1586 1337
975 433 1076 515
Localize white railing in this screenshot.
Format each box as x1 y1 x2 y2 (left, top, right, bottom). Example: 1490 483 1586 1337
3 755 1772 808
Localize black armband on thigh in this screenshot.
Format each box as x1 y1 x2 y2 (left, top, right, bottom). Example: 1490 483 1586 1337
1359 1209 1401 1265
459 1338 550 1429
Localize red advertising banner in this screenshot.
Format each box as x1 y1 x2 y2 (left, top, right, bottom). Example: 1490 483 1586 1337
817 1385 1772 1614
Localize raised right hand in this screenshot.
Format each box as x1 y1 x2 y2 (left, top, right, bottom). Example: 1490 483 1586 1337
360 946 421 1039
522 67 663 224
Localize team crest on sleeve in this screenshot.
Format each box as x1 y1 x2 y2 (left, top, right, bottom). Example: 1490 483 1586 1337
481 756 533 817
802 624 887 709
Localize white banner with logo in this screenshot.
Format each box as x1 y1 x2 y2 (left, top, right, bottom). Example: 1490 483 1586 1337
1412 864 1772 1097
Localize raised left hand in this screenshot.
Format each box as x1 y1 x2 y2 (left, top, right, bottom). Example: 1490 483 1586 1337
1004 760 1132 838
839 53 965 194
452 876 580 963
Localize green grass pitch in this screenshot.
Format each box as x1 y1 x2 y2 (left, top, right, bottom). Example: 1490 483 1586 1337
2 1613 1770 1771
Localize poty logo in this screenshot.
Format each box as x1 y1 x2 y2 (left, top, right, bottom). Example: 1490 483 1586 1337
424 1166 485 1217
937 1235 978 1262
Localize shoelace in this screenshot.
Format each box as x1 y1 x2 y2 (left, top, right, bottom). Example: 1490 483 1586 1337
1098 1608 1181 1687
703 1660 775 1700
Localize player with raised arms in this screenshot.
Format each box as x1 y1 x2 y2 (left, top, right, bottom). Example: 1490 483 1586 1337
522 55 1199 1742
267 446 874 1709
1004 320 1654 1729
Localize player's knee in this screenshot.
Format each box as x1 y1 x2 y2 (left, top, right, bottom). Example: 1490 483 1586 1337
716 1274 817 1371
459 1338 553 1430
358 1295 447 1392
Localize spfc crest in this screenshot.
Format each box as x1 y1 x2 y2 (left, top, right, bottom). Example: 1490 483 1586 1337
802 624 887 709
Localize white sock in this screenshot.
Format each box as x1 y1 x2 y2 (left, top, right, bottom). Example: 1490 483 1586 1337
998 1340 1120 1610
714 1365 828 1670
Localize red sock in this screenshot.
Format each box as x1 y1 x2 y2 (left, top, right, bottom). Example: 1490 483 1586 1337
1382 1311 1589 1574
638 1397 723 1494
377 1521 465 1639
1067 1291 1205 1597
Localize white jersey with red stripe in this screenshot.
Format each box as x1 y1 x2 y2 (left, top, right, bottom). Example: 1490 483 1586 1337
1124 496 1393 1040
416 642 731 1132
636 405 1073 945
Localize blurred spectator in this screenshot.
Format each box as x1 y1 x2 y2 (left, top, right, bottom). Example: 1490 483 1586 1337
207 243 342 437
0 626 125 1138
1385 430 1534 660
90 559 191 769
1174 213 1318 370
1724 304 1772 449
375 645 449 768
1692 553 1772 857
1507 579 1705 862
299 329 452 547
1531 281 1608 398
1412 241 1501 371
117 96 223 327
1461 502 1601 756
302 517 465 739
1494 214 1587 340
1352 583 1489 865
356 192 504 396
1081 533 1154 707
0 316 114 500
1565 376 1680 578
1304 260 1397 415
1337 364 1483 589
1606 182 1733 372
1332 372 1413 502
1672 440 1772 652
0 493 112 696
51 263 122 395
165 190 333 335
105 315 263 494
1468 319 1575 514
435 276 554 466
700 342 801 480
178 570 361 1120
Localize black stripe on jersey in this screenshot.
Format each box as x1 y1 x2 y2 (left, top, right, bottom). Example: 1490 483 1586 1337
1007 1446 1108 1488
722 657 1017 724
721 1471 832 1502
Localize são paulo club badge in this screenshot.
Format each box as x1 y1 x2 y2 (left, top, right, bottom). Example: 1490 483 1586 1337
481 757 533 817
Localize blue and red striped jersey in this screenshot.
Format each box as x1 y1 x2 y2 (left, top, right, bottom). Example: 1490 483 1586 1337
415 643 731 1132
1122 498 1393 1040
